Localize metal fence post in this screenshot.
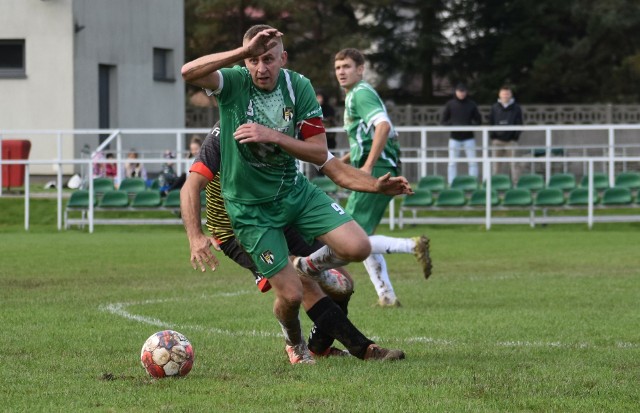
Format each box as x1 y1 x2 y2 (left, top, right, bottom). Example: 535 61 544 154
608 127 615 188
24 163 30 231
482 128 492 230
420 129 427 177
88 159 94 233
57 132 63 231
588 160 594 229
545 128 552 183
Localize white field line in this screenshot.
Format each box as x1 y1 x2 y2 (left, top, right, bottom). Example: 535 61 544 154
100 294 639 350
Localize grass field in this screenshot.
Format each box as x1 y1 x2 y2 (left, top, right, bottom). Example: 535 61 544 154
1 197 639 412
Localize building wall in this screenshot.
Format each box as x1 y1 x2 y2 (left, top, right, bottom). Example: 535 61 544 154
0 0 75 174
73 0 185 173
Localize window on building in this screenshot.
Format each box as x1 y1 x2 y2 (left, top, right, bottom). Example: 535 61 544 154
0 39 26 78
153 48 174 82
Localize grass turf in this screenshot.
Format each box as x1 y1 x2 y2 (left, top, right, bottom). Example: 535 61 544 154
0 197 639 412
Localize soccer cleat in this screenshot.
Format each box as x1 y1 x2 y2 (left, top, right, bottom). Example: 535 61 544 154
292 256 320 280
310 346 351 358
413 235 432 280
364 344 406 361
285 343 316 365
375 296 402 308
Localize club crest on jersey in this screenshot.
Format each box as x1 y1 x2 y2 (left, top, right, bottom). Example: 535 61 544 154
260 250 275 265
246 100 254 117
282 107 293 122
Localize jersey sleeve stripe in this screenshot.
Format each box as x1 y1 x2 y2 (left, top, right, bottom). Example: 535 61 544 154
283 70 296 104
190 161 214 181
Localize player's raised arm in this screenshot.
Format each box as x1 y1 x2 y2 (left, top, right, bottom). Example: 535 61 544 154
181 28 283 90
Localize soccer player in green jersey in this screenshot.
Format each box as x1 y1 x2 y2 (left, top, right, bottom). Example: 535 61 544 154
181 26 394 364
334 48 433 307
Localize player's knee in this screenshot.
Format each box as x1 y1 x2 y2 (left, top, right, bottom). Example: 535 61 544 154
340 236 371 261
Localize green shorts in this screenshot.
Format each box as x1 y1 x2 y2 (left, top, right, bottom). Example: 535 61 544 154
345 166 397 235
225 180 353 278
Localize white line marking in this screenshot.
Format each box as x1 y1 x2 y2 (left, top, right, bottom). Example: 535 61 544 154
100 294 639 350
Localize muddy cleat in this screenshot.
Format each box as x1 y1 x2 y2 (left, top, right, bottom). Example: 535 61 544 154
311 346 351 358
375 295 402 308
413 235 432 280
285 343 316 365
364 344 406 361
292 256 320 280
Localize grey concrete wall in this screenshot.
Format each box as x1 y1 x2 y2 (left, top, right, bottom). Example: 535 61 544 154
72 0 185 172
0 0 75 174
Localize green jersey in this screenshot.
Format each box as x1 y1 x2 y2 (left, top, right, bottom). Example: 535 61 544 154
212 66 322 203
343 80 400 168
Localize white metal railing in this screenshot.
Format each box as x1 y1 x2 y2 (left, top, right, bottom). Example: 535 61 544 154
1 124 640 232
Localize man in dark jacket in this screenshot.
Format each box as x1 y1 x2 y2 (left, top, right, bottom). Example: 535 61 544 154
441 83 482 185
488 86 523 183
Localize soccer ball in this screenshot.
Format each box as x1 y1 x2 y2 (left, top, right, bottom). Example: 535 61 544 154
140 330 194 378
316 268 354 298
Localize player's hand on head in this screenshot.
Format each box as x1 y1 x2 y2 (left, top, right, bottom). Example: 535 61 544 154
245 29 283 57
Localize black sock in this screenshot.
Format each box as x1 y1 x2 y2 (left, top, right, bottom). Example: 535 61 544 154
306 296 373 359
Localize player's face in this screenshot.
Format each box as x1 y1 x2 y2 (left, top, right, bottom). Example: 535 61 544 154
244 43 287 92
335 58 364 90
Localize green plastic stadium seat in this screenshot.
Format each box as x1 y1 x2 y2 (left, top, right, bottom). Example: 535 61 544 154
131 190 162 208
99 190 129 208
483 174 512 192
502 189 533 207
435 189 466 207
469 189 499 207
547 173 576 191
450 175 478 191
311 176 339 194
402 189 433 208
118 178 147 194
200 190 206 207
579 173 609 190
67 190 97 208
614 172 640 190
93 178 114 194
601 187 632 205
567 188 600 206
535 188 565 206
163 190 181 208
516 174 544 191
150 179 161 190
417 175 446 192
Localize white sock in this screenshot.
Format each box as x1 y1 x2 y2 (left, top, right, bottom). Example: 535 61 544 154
369 235 415 254
298 245 349 275
363 253 396 300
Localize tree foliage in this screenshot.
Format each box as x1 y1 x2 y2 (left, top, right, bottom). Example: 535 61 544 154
184 0 640 104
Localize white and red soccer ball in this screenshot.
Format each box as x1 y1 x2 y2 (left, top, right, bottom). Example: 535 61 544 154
140 330 194 378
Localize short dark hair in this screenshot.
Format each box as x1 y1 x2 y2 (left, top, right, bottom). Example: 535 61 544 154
499 85 513 92
335 48 365 67
244 25 276 42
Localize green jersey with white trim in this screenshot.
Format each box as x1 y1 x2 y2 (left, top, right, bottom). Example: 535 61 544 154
212 66 323 203
343 80 400 168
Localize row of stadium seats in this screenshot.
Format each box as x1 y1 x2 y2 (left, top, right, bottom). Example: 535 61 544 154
66 189 205 209
401 186 640 210
417 172 640 193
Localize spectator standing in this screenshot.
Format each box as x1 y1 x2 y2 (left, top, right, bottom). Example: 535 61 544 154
441 84 482 185
488 86 523 183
